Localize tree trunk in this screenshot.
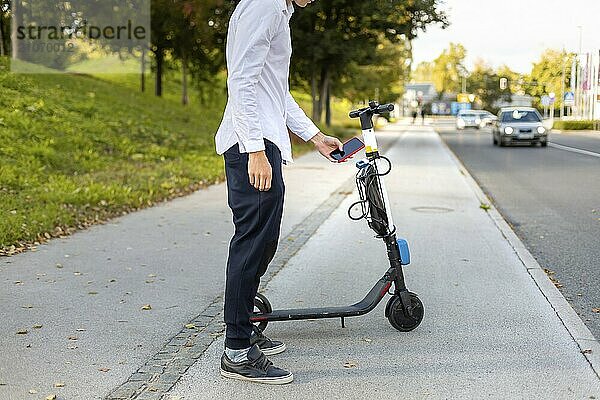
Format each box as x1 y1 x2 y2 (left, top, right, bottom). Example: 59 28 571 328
311 69 319 121
11 0 22 59
140 46 146 92
0 15 5 56
155 48 163 97
181 57 189 106
325 79 331 127
317 65 329 124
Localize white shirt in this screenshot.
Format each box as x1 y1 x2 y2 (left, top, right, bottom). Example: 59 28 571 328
215 0 320 163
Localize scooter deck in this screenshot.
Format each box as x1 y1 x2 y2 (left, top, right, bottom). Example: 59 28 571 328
251 278 392 323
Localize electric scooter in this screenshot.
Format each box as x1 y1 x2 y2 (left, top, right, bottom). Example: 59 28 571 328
251 101 424 332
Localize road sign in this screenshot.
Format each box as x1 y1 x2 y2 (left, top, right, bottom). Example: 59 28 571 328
500 77 508 90
564 91 575 106
541 95 551 107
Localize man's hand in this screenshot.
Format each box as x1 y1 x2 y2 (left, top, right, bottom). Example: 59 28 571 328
311 132 344 162
248 151 272 191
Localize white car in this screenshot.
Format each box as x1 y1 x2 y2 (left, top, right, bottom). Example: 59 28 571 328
456 110 481 130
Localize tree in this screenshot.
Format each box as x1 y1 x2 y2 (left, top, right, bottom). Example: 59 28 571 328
524 49 575 111
412 61 434 83
430 42 467 97
467 59 511 112
0 0 9 56
290 0 447 125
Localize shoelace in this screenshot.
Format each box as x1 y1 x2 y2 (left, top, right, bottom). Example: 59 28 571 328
248 351 273 371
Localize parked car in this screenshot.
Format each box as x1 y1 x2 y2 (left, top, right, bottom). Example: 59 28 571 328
492 107 548 147
456 110 481 130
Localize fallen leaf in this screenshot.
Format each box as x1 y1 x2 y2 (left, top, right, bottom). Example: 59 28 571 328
67 336 78 341
147 273 157 278
88 291 98 295
17 329 28 335
109 278 116 283
592 308 600 313
29 389 38 394
33 324 43 329
141 304 152 310
55 263 63 268
98 367 110 372
21 304 33 309
343 361 358 369
46 395 57 400
67 345 78 350
14 280 23 285
184 323 197 329
581 349 593 354
479 203 491 211
76 328 86 332
363 338 372 343
54 382 65 387
73 272 82 276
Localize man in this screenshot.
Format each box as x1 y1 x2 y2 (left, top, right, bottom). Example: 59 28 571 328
215 0 343 385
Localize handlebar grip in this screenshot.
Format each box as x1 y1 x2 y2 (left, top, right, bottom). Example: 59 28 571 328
349 107 367 118
376 103 394 113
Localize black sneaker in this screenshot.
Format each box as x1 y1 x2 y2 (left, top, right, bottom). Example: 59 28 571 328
250 325 286 355
220 345 293 385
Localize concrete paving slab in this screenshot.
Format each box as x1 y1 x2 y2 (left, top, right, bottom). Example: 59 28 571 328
168 127 600 399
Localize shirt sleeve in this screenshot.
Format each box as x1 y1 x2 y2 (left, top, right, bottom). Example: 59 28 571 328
228 7 283 153
285 92 320 141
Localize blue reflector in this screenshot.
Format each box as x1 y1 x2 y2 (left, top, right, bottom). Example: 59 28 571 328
397 238 410 265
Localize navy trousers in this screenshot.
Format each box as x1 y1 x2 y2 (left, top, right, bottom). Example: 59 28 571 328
223 139 285 349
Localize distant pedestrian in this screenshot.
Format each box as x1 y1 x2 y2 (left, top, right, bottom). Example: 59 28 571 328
215 0 342 385
412 110 418 124
421 108 426 125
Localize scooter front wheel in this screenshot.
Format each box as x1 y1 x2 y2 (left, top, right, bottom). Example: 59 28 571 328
385 292 424 332
253 293 272 332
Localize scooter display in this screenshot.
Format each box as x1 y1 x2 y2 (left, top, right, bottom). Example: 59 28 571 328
251 101 424 332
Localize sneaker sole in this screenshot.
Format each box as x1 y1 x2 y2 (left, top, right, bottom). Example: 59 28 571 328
220 368 294 385
259 342 286 356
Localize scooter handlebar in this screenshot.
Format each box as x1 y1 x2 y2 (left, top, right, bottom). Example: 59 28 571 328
349 103 394 118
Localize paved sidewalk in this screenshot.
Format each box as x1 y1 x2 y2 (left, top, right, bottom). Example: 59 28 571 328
167 126 600 399
1 134 393 399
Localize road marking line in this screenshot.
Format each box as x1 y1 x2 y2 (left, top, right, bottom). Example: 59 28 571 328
549 142 600 158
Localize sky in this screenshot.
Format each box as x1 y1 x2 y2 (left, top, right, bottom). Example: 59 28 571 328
411 0 600 74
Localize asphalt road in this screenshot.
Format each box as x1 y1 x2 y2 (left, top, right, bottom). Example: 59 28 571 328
436 121 600 339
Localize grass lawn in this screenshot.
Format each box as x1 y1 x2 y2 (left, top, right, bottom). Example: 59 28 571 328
0 56 359 254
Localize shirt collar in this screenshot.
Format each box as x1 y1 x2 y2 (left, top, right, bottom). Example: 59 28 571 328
282 0 294 16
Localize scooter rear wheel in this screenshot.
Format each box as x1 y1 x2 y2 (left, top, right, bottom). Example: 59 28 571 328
385 292 424 332
253 293 272 332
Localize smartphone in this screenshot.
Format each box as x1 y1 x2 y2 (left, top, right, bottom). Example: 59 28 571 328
329 137 365 162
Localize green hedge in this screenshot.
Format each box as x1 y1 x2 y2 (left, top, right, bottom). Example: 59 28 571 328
552 120 600 130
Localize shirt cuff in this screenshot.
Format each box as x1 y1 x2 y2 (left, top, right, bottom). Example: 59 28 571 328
295 124 321 142
239 138 266 153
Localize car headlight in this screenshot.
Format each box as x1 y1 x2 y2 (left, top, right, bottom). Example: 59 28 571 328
457 119 465 127
504 127 514 135
537 126 546 134
475 118 481 124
